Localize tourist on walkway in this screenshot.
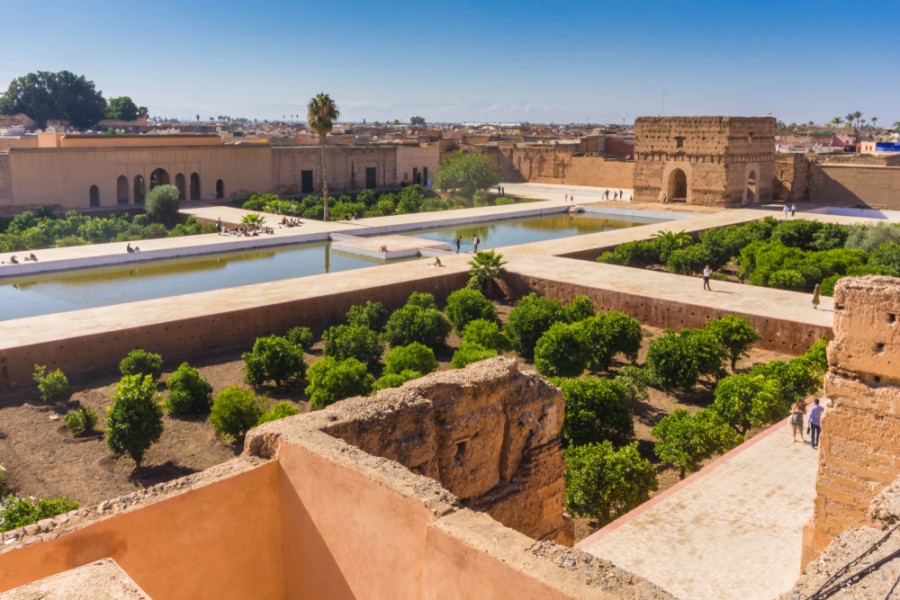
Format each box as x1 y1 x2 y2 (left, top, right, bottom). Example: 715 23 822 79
812 283 821 310
703 265 712 291
783 204 790 219
790 400 806 443
473 235 480 253
791 203 796 217
808 398 824 449
455 236 461 253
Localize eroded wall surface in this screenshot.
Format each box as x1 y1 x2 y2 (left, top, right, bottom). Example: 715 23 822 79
802 276 900 566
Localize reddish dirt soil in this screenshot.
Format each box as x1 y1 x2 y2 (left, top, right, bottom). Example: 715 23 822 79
0 302 791 533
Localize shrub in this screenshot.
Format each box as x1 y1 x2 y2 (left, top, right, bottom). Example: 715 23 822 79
119 349 163 380
145 184 180 224
562 295 595 323
577 311 643 371
845 222 900 252
646 329 724 392
64 406 99 437
559 378 634 447
322 325 384 370
257 401 300 425
812 222 849 250
704 315 760 370
596 240 659 267
749 348 824 406
0 495 80 533
165 363 213 415
771 219 823 250
451 342 498 368
406 291 437 310
383 305 451 350
534 322 589 377
305 357 374 409
819 274 842 296
210 386 268 441
242 335 306 388
285 326 314 351
505 293 565 358
373 369 421 391
652 230 693 263
652 408 742 477
563 441 657 526
105 374 164 467
384 342 437 375
445 288 497 332
467 250 507 291
667 244 713 275
869 242 900 275
768 268 806 290
461 319 511 351
711 373 786 435
33 365 68 402
396 185 424 214
614 365 652 403
346 301 389 332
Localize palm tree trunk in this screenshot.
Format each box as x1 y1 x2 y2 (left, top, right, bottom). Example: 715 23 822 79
320 139 329 221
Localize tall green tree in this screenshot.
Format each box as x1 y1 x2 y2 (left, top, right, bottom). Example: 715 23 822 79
106 96 140 121
434 151 499 198
105 375 164 468
307 93 340 221
0 71 107 129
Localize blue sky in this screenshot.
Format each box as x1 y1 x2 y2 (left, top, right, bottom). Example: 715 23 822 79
2 0 898 125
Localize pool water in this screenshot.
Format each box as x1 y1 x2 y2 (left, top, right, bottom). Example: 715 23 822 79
0 212 660 321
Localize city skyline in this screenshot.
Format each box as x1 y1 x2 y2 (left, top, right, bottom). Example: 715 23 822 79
2 0 899 126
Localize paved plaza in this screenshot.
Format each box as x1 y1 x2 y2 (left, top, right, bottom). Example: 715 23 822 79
578 421 820 600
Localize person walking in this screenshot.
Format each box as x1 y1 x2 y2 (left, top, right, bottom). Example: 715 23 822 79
703 264 712 291
455 236 461 254
783 204 790 219
473 234 480 253
808 398 824 449
791 203 797 217
789 400 806 443
812 283 821 309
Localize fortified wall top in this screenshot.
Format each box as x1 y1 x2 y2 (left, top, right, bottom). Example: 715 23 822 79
634 116 775 158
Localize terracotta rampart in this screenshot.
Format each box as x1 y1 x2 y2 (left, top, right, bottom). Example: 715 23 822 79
801 276 900 566
808 163 900 209
477 144 634 188
503 270 830 355
1 359 673 599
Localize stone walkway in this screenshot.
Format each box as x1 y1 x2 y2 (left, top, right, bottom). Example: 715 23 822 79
577 421 820 600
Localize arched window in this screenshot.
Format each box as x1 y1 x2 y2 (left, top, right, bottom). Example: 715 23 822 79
190 173 200 200
215 179 224 199
89 185 100 207
134 175 145 204
116 176 129 205
150 168 170 189
175 173 186 200
667 169 687 201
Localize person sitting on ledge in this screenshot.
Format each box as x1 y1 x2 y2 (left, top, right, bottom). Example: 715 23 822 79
380 244 388 253
126 243 134 253
9 255 19 263
432 257 443 267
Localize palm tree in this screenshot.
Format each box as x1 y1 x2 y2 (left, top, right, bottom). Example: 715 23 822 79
853 111 863 128
871 116 878 130
467 250 507 295
307 93 340 221
845 114 855 128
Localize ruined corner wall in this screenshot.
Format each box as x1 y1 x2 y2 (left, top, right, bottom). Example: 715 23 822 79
323 357 573 545
633 116 775 206
773 154 810 202
801 276 900 567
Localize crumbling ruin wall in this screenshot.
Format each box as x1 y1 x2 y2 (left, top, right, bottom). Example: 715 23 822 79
773 153 810 202
478 145 633 188
323 357 573 545
633 116 775 206
801 276 900 567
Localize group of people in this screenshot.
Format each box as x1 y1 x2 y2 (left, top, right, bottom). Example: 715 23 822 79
783 203 797 218
280 217 304 228
222 225 274 237
4 253 38 264
125 243 141 253
790 398 825 449
454 235 482 253
603 189 627 201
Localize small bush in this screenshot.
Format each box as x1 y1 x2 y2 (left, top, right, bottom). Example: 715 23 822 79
119 349 163 380
210 386 268 441
505 293 565 359
305 357 374 409
667 244 713 275
105 374 164 467
346 301 389 332
597 240 659 267
445 288 497 332
243 335 306 388
461 319 511 351
257 401 300 425
33 365 68 402
374 369 421 391
145 184 180 224
652 408 742 477
165 363 213 415
64 406 98 437
559 378 634 447
563 441 657 526
563 295 596 323
646 329 725 392
0 495 80 533
384 342 438 375
322 324 384 370
704 315 760 370
383 305 451 350
534 322 589 377
451 342 498 368
577 312 643 371
285 326 314 351
406 291 437 310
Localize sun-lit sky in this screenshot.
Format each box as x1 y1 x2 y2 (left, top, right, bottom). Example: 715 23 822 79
2 0 898 126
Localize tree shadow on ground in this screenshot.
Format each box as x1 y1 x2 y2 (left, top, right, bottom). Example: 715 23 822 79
129 460 197 488
630 397 668 428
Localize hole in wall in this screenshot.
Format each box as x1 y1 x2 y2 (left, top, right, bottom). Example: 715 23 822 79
875 343 885 354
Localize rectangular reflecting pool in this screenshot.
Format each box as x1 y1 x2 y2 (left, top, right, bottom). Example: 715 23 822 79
0 211 663 321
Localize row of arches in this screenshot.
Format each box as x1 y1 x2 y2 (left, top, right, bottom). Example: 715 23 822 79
89 170 225 207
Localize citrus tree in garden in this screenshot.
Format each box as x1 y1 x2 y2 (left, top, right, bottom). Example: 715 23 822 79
434 151 499 198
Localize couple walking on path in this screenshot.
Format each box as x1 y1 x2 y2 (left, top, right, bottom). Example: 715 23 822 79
790 398 824 448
